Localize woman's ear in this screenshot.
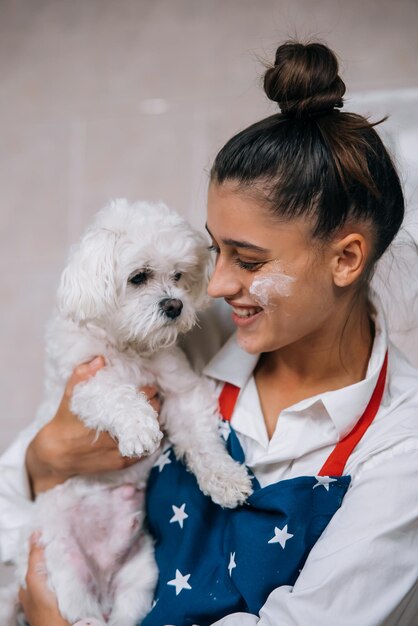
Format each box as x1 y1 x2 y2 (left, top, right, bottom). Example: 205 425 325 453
57 227 118 323
331 232 371 288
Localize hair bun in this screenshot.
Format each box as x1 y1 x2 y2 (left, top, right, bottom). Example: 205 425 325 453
264 42 346 116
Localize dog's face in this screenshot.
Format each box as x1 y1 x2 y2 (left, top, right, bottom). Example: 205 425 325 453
57 199 212 352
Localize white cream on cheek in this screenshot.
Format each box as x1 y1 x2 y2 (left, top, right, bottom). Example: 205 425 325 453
249 261 295 307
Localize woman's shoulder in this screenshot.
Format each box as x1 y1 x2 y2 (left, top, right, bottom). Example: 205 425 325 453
388 340 418 398
347 340 418 479
384 340 418 434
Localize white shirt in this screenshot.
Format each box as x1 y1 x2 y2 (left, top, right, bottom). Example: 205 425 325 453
1 301 418 625
203 304 418 626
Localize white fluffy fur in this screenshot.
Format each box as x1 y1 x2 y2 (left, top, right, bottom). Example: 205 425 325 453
4 199 252 626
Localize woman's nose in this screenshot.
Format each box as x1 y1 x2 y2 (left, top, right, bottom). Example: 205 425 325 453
207 256 241 299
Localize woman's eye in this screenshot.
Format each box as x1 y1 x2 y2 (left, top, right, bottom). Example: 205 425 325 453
207 243 263 270
174 272 182 282
235 258 264 271
129 270 151 285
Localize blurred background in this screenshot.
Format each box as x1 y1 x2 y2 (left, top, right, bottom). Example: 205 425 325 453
0 0 417 472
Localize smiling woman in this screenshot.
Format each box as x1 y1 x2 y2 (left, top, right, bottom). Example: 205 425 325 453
141 42 418 626
205 194 378 444
205 182 374 387
5 41 418 626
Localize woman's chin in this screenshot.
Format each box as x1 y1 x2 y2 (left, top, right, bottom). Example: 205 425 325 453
236 329 264 354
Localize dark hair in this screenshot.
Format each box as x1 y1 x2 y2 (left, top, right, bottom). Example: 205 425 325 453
210 41 404 267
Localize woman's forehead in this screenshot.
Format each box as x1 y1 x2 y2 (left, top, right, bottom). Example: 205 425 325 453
207 182 313 249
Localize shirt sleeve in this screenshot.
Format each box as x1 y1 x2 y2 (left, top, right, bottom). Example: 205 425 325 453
0 423 39 564
212 444 418 626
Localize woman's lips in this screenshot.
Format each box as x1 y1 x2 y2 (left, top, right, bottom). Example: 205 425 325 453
231 305 262 318
228 303 264 327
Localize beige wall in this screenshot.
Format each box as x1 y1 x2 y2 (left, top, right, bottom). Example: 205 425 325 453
1 0 418 456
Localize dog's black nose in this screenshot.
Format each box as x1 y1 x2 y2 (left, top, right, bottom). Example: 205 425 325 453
159 298 183 319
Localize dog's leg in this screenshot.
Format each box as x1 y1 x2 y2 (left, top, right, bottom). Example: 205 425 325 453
43 536 106 625
19 502 105 626
154 347 253 508
108 533 158 626
164 385 254 508
0 582 20 626
71 367 163 457
16 542 105 626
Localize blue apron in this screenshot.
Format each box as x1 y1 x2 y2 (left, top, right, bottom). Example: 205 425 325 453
142 353 387 626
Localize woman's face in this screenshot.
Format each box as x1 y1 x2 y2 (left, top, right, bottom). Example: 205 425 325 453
206 182 340 355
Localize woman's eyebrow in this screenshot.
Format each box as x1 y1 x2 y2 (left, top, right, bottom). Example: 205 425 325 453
205 224 269 252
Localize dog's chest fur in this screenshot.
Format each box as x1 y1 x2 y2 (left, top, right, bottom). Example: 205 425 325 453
51 483 146 614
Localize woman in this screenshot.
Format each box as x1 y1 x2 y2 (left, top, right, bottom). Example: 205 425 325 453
9 41 418 625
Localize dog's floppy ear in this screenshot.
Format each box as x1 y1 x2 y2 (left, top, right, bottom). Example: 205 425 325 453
57 226 118 323
188 232 214 310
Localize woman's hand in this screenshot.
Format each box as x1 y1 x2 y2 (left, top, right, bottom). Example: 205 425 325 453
26 356 161 496
19 533 70 626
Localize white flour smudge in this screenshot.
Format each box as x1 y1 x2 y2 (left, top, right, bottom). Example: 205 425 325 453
249 264 295 307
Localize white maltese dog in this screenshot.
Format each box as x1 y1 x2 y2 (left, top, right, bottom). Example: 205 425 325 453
4 199 252 626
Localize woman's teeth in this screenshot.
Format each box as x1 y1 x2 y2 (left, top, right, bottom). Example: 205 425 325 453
232 306 262 318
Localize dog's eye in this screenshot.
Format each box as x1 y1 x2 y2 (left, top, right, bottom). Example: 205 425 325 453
129 271 151 286
174 272 182 282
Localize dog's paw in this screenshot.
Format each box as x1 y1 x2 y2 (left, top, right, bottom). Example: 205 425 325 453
199 456 253 508
117 409 163 457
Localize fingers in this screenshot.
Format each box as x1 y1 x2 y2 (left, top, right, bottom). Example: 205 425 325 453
18 585 26 607
27 534 47 581
20 532 47 602
141 385 159 400
19 533 68 626
91 431 120 451
76 436 141 472
65 356 106 398
140 385 162 413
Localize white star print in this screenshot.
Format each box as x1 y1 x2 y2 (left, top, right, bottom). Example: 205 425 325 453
153 450 172 472
228 552 236 576
170 503 188 528
218 420 231 441
313 476 337 491
268 524 294 548
167 569 192 595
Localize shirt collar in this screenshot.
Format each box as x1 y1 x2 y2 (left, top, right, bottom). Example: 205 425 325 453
203 291 389 439
203 333 258 389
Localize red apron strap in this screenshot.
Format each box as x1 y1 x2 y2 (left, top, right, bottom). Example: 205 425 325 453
318 351 388 477
218 351 388 477
218 382 240 422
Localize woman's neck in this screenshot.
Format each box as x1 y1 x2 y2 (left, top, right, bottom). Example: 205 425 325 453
258 294 375 392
